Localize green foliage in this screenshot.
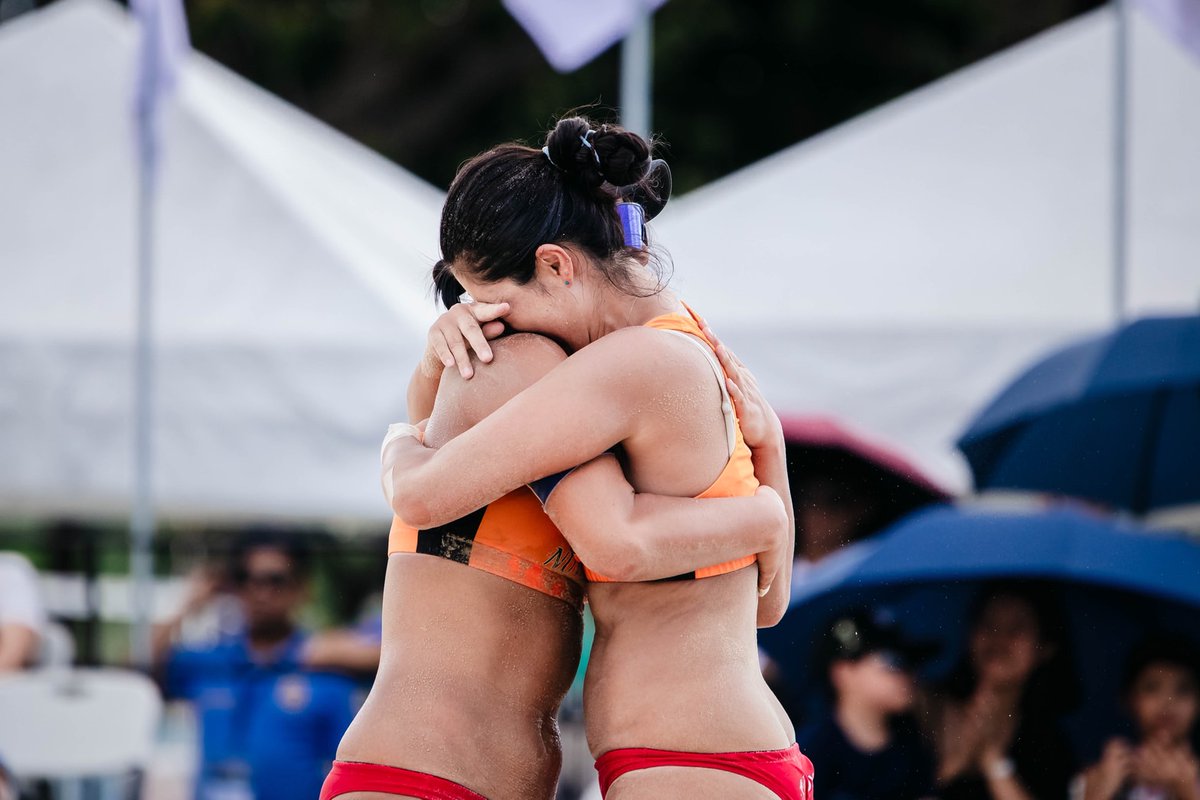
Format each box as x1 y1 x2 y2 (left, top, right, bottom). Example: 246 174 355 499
181 0 1102 193
16 0 1101 191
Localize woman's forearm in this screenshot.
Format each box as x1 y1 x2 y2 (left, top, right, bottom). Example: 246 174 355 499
748 427 794 626
386 328 670 528
545 456 785 581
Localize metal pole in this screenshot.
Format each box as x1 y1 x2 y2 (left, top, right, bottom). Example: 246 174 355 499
1113 0 1130 322
130 120 157 670
620 9 652 139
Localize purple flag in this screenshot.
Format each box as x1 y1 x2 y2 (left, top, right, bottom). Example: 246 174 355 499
503 0 667 73
1136 0 1200 62
132 0 190 146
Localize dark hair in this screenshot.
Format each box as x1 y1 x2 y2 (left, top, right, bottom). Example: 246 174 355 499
432 115 666 309
1122 636 1200 696
229 528 312 581
942 581 1079 715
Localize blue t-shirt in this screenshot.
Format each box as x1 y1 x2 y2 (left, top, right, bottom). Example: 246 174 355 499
166 631 359 800
796 713 934 800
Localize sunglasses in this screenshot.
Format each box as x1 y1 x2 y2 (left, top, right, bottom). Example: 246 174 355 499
235 570 295 590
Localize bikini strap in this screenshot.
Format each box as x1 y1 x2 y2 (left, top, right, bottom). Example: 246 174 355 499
658 329 737 456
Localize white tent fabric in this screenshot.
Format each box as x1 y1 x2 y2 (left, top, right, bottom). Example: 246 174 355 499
656 7 1200 490
0 0 443 523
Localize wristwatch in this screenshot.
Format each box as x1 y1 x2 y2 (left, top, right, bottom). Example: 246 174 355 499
986 757 1016 781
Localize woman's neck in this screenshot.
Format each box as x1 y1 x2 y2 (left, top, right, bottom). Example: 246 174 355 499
590 283 679 339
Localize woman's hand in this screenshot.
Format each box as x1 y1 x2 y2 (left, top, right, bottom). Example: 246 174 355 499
179 566 222 617
1082 739 1132 800
1134 739 1200 800
700 321 781 449
422 302 509 380
381 427 436 525
752 485 789 598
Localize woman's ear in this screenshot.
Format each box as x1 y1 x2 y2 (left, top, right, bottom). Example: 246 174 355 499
534 243 577 286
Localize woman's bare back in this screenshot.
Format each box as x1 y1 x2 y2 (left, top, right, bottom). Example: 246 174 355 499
336 338 584 800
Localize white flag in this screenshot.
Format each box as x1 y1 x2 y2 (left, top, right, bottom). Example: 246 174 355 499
1136 0 1200 62
503 0 666 73
132 0 190 147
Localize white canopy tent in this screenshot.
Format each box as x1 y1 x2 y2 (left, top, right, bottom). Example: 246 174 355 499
656 7 1200 491
0 0 443 523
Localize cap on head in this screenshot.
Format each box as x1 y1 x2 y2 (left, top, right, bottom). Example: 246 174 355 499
818 608 938 673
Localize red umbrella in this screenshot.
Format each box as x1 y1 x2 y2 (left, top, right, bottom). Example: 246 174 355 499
780 415 951 561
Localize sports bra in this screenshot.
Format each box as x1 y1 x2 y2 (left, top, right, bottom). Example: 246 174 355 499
542 302 760 583
387 487 586 610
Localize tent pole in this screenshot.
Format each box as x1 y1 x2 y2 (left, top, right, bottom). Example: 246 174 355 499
130 120 157 670
1113 0 1130 322
620 9 652 139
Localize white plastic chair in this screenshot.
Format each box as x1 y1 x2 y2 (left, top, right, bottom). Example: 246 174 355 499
0 668 162 798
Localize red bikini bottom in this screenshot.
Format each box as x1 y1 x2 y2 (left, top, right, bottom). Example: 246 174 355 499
594 743 814 799
320 761 486 800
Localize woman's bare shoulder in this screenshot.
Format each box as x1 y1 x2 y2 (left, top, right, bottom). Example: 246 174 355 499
565 325 709 385
432 333 567 432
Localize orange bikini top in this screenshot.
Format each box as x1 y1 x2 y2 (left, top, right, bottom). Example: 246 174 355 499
388 487 585 610
583 303 760 583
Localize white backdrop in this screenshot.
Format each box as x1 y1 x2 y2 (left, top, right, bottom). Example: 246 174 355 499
656 7 1200 490
0 0 442 523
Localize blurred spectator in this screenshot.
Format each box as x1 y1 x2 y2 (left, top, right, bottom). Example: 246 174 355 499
797 608 936 800
928 582 1077 800
1074 638 1200 800
153 530 360 800
0 551 45 672
793 474 880 567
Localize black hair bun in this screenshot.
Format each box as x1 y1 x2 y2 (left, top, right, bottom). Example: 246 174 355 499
545 116 651 189
621 159 672 220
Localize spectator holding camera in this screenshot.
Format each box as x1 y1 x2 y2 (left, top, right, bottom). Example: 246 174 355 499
153 530 359 800
1074 638 1200 800
797 608 936 800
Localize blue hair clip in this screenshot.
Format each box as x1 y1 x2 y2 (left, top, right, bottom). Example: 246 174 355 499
616 201 645 249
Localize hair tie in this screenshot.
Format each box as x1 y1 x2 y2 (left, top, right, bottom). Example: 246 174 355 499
580 129 602 170
541 146 561 170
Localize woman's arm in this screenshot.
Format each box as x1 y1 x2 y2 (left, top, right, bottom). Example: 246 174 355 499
544 457 789 582
702 322 795 626
385 325 699 528
0 624 38 672
407 301 509 421
413 333 790 583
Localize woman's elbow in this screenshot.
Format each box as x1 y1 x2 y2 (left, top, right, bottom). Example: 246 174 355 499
756 593 789 629
390 486 433 529
573 537 646 582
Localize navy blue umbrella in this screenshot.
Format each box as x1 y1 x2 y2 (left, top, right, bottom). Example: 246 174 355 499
759 505 1200 758
957 315 1200 514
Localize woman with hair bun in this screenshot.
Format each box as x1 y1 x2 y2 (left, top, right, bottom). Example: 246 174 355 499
372 116 811 799
323 120 799 798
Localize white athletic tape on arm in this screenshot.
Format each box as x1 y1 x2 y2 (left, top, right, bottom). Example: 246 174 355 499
380 423 423 506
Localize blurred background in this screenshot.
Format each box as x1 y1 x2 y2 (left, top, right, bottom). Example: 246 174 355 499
1 0 1198 798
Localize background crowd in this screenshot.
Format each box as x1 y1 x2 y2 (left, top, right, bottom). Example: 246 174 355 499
2 0 1199 798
